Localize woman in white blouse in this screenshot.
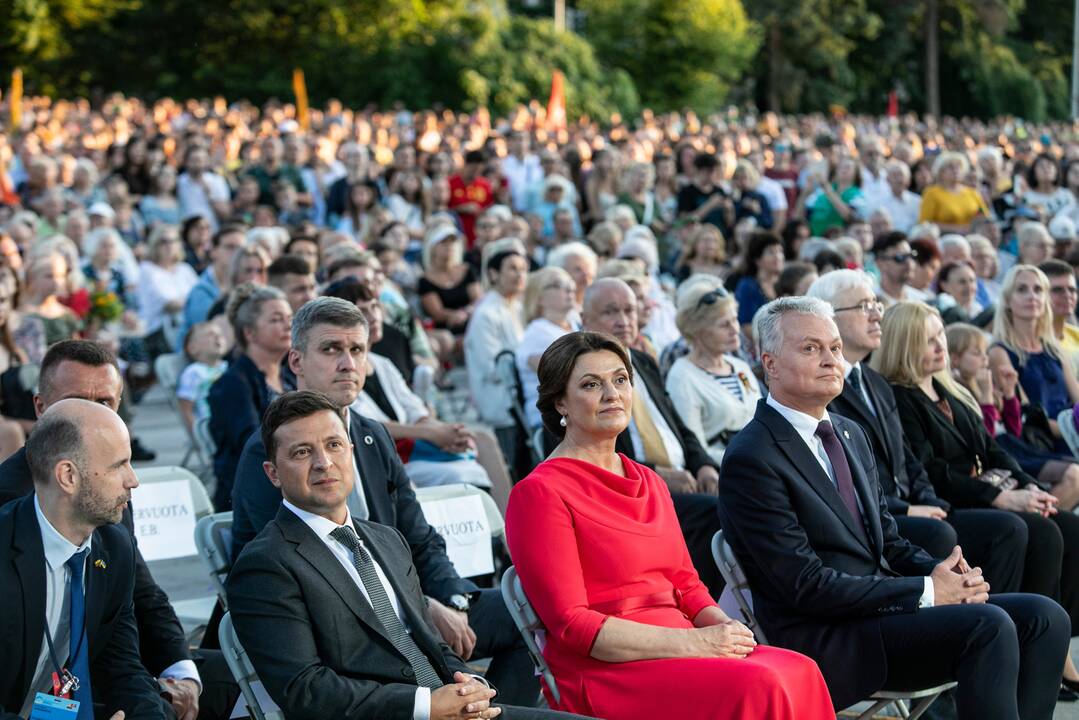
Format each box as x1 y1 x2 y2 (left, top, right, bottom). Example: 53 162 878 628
665 283 761 464
136 224 199 335
515 266 577 430
463 239 529 468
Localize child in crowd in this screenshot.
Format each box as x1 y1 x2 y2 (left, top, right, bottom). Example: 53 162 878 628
176 321 228 432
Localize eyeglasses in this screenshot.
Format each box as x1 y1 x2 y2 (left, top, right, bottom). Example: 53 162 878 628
834 300 884 316
695 289 728 310
882 252 915 264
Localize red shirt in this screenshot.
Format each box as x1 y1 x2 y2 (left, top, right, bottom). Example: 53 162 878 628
448 174 493 246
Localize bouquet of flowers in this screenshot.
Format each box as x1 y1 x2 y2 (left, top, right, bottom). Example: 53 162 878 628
88 290 125 324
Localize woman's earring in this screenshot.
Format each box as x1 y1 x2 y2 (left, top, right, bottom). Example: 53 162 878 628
560 415 568 427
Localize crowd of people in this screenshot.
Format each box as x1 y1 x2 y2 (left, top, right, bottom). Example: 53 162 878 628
3 93 1079 719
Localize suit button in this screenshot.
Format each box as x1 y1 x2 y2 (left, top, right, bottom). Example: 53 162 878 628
402 667 414 678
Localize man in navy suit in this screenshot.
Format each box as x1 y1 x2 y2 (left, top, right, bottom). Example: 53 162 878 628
0 400 165 719
718 296 1069 720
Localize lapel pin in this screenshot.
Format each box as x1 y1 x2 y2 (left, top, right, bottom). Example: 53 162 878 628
843 430 850 440
94 559 106 570
364 435 374 445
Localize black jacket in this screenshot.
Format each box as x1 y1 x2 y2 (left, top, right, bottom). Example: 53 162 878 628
892 380 1042 509
718 401 937 710
230 409 477 604
208 353 274 504
828 365 948 516
226 507 471 720
0 496 167 719
0 448 191 679
615 349 719 476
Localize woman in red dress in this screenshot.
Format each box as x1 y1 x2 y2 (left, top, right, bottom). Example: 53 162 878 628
506 331 834 720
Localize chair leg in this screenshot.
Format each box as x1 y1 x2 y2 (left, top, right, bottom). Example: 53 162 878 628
906 693 943 720
855 700 893 719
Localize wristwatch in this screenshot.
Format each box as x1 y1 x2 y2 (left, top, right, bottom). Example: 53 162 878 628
448 593 471 612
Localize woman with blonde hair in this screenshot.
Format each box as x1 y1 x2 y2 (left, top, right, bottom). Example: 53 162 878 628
989 265 1079 454
878 301 1079 694
515 266 577 430
14 251 80 363
676 223 727 281
665 284 759 463
918 152 989 233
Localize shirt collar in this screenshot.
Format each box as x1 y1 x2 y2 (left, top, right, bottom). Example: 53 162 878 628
841 358 858 380
766 393 831 436
34 494 92 571
282 498 354 541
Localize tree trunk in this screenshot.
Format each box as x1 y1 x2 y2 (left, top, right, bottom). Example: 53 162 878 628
925 0 940 117
768 21 782 112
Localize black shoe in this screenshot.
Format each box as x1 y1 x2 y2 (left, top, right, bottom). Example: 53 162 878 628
1064 677 1079 693
1059 685 1078 703
131 437 157 462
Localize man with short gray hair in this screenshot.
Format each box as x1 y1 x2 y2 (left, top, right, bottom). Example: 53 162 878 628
719 296 1069 719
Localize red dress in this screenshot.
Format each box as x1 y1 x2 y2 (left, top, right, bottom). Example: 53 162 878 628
505 455 834 720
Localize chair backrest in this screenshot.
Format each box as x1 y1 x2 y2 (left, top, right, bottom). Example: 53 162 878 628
494 349 544 466
154 352 187 393
414 483 504 538
711 530 769 644
500 566 561 705
219 612 284 720
135 465 214 518
193 415 217 457
195 511 233 608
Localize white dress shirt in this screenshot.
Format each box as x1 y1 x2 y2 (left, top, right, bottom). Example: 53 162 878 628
765 396 934 607
280 500 431 719
342 411 371 521
628 362 686 470
841 360 877 416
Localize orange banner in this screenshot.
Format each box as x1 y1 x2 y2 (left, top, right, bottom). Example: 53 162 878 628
547 70 566 132
9 69 22 131
292 68 309 131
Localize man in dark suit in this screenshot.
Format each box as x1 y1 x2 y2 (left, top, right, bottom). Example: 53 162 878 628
718 296 1069 719
0 340 236 720
809 270 1027 592
227 391 587 720
1 399 166 720
231 296 536 704
580 278 722 595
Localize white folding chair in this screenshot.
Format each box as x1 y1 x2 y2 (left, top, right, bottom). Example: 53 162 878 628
219 612 284 720
711 531 954 720
134 465 216 635
153 352 206 472
500 566 561 705
194 511 233 609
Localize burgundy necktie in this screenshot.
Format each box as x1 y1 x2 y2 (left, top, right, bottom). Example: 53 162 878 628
815 420 869 546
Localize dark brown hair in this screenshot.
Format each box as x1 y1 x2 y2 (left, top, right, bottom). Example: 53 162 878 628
535 331 633 438
261 390 342 462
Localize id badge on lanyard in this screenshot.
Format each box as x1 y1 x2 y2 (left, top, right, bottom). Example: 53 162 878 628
29 692 80 719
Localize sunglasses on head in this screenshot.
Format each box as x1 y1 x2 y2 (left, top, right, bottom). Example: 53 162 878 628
695 288 728 310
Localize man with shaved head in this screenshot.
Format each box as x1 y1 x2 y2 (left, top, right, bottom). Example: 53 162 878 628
0 399 166 718
579 277 723 595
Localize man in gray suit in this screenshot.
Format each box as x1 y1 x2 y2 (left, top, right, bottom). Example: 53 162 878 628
226 391 588 720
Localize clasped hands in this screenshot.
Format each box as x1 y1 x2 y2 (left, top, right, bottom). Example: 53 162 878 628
931 546 990 606
431 671 502 720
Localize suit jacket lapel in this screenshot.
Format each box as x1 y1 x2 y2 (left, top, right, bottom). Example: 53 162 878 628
757 402 874 553
12 498 45 697
836 421 884 556
85 535 110 649
349 411 391 523
633 354 682 442
840 382 893 469
278 508 398 649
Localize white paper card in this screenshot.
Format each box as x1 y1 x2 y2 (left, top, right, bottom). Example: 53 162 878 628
419 495 494 578
130 480 198 561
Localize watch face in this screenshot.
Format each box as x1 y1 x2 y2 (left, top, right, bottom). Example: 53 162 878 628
449 595 469 611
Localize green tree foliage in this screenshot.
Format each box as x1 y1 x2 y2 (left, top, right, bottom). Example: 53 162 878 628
577 0 760 112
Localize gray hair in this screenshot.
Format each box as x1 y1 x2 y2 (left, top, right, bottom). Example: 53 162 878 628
807 268 876 306
290 296 368 353
755 296 835 357
26 414 85 486
227 284 287 350
939 233 971 255
547 241 598 273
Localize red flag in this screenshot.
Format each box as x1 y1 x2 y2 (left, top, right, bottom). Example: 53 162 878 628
547 70 566 132
887 90 898 118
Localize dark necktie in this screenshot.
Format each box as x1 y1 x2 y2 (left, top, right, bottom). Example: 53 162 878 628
330 525 443 688
848 365 876 418
815 421 869 546
66 549 92 719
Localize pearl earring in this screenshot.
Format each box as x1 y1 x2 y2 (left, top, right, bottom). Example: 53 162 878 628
560 415 567 427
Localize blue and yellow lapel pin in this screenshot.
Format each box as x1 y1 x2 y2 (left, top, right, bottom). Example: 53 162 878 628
94 559 107 570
